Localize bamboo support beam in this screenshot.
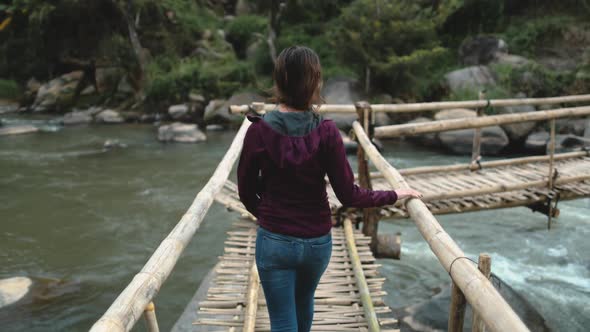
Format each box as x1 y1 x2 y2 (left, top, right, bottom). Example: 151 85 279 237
90 118 252 332
143 302 159 332
374 106 590 138
471 91 486 170
229 94 590 114
243 263 260 332
548 119 556 230
448 282 467 332
352 121 529 332
343 218 380 332
471 254 492 332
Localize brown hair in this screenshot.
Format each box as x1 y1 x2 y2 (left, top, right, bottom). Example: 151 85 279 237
272 46 323 111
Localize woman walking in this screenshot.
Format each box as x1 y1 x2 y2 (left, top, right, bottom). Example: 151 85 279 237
237 46 422 332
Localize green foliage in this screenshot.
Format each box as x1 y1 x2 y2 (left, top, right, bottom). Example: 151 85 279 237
226 15 266 58
329 0 450 99
502 16 575 57
491 62 576 97
0 79 20 99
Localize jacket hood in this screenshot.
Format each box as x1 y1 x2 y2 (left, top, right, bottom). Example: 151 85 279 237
247 113 332 169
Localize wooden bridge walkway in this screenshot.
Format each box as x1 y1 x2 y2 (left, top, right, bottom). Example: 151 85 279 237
91 94 590 332
193 219 399 331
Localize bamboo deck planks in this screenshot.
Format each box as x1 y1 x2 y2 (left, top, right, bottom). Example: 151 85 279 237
193 220 399 331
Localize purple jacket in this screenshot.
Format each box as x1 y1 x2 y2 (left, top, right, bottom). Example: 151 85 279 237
237 113 397 238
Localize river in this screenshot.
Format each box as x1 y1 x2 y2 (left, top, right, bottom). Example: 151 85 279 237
0 119 588 331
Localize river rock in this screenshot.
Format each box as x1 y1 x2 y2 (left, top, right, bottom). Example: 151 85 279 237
63 108 98 125
525 131 550 154
492 52 533 68
406 117 439 148
206 124 225 131
168 104 190 120
0 125 39 136
434 108 476 120
158 123 206 143
0 101 19 114
95 109 124 124
396 275 550 332
459 35 508 65
205 92 263 125
555 118 587 136
321 77 362 129
439 126 509 155
31 71 83 112
0 277 32 308
585 118 590 138
444 66 496 94
497 95 537 142
103 139 128 150
551 135 590 153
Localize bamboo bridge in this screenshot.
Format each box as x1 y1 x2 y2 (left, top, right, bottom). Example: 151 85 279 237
91 94 590 332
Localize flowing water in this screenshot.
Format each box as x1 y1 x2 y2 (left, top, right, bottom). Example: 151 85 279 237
0 118 588 331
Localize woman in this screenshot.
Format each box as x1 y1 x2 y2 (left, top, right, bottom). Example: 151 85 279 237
237 46 422 332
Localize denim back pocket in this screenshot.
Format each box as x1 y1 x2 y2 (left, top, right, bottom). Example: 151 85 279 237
257 232 298 270
309 235 332 267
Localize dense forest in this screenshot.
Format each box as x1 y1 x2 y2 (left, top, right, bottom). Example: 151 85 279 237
0 0 589 116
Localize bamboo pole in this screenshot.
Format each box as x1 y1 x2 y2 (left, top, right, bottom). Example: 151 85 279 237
360 151 589 180
343 218 380 332
243 263 260 332
143 302 159 332
90 118 252 332
548 119 556 230
471 91 486 170
448 282 467 332
374 106 590 138
356 102 379 254
471 254 492 332
352 121 529 332
229 94 590 114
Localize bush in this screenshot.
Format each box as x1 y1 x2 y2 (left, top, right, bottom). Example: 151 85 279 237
226 15 267 59
502 16 574 57
0 79 20 99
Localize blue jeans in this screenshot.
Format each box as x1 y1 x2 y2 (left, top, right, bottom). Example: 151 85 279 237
255 227 332 332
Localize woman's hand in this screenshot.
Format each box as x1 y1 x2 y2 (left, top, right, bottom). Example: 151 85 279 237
395 188 423 200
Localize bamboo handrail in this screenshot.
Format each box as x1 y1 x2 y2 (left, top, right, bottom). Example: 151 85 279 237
374 105 590 138
344 218 380 332
90 118 252 332
229 94 590 114
361 151 589 179
243 263 260 332
352 121 530 332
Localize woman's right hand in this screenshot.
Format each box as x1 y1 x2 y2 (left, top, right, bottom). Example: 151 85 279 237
395 188 423 200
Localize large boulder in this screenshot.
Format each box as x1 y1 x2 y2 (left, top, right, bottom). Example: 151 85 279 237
497 94 537 142
95 67 125 93
434 108 476 120
95 109 124 124
492 52 533 68
406 117 439 148
31 71 83 112
459 35 508 65
321 77 362 129
204 92 264 125
158 123 207 143
168 104 190 120
551 135 590 153
62 107 102 125
444 66 496 94
555 118 588 136
439 126 509 155
525 131 550 154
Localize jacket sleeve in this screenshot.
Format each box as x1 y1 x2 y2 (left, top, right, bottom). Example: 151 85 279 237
237 124 264 217
324 122 397 208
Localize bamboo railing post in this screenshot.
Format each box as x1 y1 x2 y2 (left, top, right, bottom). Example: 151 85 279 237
471 91 486 171
448 281 467 332
243 263 260 332
472 254 492 332
344 218 380 332
547 119 556 230
355 101 379 254
143 302 159 332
